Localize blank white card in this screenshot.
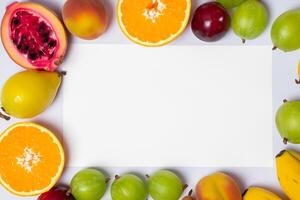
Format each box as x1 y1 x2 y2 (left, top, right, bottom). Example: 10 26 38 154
62 44 273 167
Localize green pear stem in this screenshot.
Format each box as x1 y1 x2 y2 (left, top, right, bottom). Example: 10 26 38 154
105 177 111 183
0 112 10 121
58 71 67 77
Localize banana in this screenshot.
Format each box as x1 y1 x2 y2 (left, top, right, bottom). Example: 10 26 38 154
276 149 300 200
242 187 282 200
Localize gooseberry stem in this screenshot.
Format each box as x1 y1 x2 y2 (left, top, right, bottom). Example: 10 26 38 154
242 39 246 44
115 175 120 180
105 177 111 183
272 46 277 51
283 138 288 144
183 184 188 191
283 99 288 103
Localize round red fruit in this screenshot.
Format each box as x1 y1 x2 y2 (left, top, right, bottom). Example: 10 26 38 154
191 2 230 42
38 186 74 200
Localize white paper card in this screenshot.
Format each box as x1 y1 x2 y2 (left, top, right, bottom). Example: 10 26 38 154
62 44 273 167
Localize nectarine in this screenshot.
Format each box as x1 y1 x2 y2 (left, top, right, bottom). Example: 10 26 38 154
195 172 242 200
62 0 108 40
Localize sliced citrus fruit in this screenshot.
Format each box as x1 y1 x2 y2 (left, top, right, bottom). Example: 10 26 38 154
0 122 65 196
117 0 191 46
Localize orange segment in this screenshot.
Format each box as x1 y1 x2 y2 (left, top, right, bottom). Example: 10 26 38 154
0 122 64 196
117 0 191 46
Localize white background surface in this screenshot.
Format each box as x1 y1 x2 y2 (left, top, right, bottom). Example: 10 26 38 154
63 45 273 167
0 0 300 199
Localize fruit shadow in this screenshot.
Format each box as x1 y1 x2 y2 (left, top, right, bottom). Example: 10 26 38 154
30 0 63 17
219 170 246 191
102 0 114 31
259 1 272 26
190 0 233 44
125 171 149 184
220 170 288 199
32 120 70 168
252 183 289 200
146 168 189 192
88 167 111 181
59 31 74 72
166 168 193 196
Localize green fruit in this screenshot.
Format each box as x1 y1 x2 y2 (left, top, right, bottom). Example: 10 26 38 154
217 0 246 9
71 169 107 200
271 9 300 52
149 170 183 200
1 70 61 119
276 101 300 144
232 0 268 41
111 174 147 200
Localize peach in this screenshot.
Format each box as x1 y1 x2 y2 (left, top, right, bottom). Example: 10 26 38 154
62 0 108 40
195 172 242 200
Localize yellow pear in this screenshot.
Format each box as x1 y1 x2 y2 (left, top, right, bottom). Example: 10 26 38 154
1 70 62 119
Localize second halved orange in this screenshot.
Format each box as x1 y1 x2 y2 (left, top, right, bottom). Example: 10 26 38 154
0 122 64 196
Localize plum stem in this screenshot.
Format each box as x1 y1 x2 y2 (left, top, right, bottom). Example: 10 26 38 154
283 138 288 145
188 189 193 196
0 112 10 121
183 184 188 191
283 99 288 103
66 188 72 196
272 46 277 51
295 79 300 84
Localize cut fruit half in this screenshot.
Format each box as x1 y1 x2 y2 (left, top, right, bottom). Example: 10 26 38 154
0 122 65 196
117 0 191 47
1 2 67 71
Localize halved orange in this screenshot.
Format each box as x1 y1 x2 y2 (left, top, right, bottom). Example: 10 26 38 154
0 122 65 196
117 0 191 46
